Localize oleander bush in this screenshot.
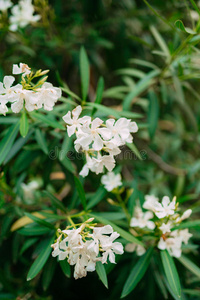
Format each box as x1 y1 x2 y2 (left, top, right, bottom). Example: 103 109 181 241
0 1 200 300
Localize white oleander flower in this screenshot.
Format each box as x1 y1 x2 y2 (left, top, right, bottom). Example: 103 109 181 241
51 220 123 279
63 105 91 137
157 236 182 258
130 206 155 230
0 76 20 115
21 180 40 200
143 195 159 212
12 63 31 76
105 118 138 146
0 0 12 11
154 196 176 219
171 229 193 245
125 243 146 256
101 171 122 191
101 232 124 264
9 0 41 32
10 87 38 113
159 222 172 234
75 117 110 151
34 82 62 111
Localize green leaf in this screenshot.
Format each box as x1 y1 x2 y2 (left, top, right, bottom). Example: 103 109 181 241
175 20 196 35
89 213 143 246
18 226 51 236
74 176 86 210
123 69 160 110
126 142 142 160
148 90 159 139
31 112 65 130
86 102 121 118
160 250 181 299
86 186 107 210
121 248 153 298
42 258 56 291
20 111 29 138
24 212 55 230
27 235 55 281
172 220 200 230
189 0 200 15
150 26 170 57
96 261 108 288
20 238 38 255
42 190 66 212
177 255 200 278
59 259 71 278
80 46 90 101
0 121 20 165
35 129 48 154
92 77 104 115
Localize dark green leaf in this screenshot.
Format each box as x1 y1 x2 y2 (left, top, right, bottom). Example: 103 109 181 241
27 235 55 281
24 212 55 230
175 20 196 34
177 255 200 278
160 250 181 299
121 248 153 298
59 259 71 278
31 112 65 130
35 129 48 154
148 90 159 139
0 121 20 165
42 190 66 212
74 176 86 210
96 261 108 288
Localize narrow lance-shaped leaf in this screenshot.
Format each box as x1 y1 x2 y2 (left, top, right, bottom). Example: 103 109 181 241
24 212 55 230
74 176 86 210
27 235 55 281
121 247 153 298
35 129 48 154
89 213 143 246
0 121 20 165
42 190 66 212
59 259 71 278
80 46 90 102
96 261 108 289
20 111 29 138
148 90 159 139
160 250 181 299
92 77 104 116
177 255 200 279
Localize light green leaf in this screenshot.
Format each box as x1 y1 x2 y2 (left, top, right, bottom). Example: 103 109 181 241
74 176 86 210
27 235 55 281
123 69 160 110
89 213 143 246
189 0 200 15
150 25 170 57
96 261 108 288
0 121 20 165
160 250 181 299
80 46 90 101
175 20 196 35
126 142 142 160
20 111 29 138
35 129 48 155
121 248 153 298
177 255 200 278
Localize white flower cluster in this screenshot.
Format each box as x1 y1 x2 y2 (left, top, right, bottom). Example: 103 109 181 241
51 218 124 279
0 0 41 31
126 195 192 258
0 63 61 115
0 0 12 11
101 171 122 191
63 105 138 177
